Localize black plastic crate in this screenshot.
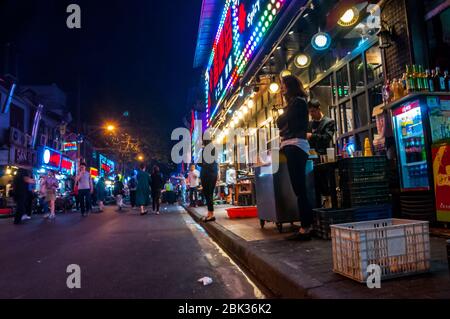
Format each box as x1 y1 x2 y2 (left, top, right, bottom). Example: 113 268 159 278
353 204 393 222
339 157 389 184
313 208 354 240
343 194 392 208
338 156 388 171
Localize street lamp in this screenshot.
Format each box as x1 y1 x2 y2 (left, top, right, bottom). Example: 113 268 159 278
138 155 144 162
106 124 116 133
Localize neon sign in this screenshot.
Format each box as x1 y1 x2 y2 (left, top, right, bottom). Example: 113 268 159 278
63 141 78 152
40 147 62 171
205 0 287 126
99 154 115 177
61 157 75 175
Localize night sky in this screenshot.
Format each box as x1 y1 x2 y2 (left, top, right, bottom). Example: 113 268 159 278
0 0 201 144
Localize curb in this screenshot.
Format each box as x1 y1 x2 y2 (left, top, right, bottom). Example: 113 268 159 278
183 205 312 299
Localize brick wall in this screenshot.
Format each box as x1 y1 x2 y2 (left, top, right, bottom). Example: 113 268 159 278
381 0 412 81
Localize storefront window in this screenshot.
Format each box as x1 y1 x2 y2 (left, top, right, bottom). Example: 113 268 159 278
350 55 365 93
355 130 370 152
366 45 384 83
369 85 383 123
310 75 333 115
336 67 350 99
353 94 368 129
340 101 353 133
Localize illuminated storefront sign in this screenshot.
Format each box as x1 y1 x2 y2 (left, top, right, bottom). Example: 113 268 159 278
205 0 287 126
40 147 62 171
99 154 115 177
63 141 78 152
90 167 99 178
61 157 75 175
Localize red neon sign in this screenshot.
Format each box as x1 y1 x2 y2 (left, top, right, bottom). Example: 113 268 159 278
209 8 233 90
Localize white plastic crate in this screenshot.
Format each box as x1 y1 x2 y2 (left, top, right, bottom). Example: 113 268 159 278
331 219 430 283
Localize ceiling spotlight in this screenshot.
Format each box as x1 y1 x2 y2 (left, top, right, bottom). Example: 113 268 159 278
247 99 255 109
338 7 359 27
242 106 249 114
312 31 331 51
294 53 311 68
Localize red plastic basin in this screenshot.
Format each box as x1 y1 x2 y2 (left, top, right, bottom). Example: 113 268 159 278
226 207 258 219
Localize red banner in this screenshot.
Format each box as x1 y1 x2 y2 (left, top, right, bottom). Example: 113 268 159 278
433 144 450 222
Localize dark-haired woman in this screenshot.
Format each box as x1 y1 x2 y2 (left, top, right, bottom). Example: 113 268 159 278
277 75 313 241
136 163 151 216
151 165 164 215
199 140 219 223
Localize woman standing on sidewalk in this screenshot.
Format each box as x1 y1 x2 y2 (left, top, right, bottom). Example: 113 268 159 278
150 165 164 215
136 163 151 216
113 176 125 211
199 139 219 223
277 75 312 241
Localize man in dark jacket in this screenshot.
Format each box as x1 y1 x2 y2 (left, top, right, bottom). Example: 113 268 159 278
307 99 336 155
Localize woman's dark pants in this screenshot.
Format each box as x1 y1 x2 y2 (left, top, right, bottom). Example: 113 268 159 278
78 189 91 215
282 146 313 229
152 190 161 212
130 190 137 208
202 174 218 212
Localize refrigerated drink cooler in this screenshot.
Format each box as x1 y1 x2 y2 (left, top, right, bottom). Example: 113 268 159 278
388 92 450 223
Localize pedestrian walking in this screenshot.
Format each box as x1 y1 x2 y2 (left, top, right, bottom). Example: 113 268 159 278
76 163 93 217
151 165 164 215
128 174 137 209
44 171 59 220
113 176 125 211
199 139 219 223
96 177 106 212
177 173 187 204
38 176 49 216
12 168 35 225
136 163 151 216
277 75 313 241
187 164 200 207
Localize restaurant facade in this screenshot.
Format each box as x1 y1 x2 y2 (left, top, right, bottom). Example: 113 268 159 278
192 0 450 224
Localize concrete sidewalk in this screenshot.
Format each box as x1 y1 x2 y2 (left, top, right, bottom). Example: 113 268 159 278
184 204 450 299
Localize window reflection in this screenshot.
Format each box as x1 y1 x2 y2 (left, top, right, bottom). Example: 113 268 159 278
350 56 365 92
336 67 350 99
353 94 368 129
366 46 383 83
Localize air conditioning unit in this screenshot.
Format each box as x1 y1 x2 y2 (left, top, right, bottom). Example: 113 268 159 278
9 128 25 147
39 134 48 147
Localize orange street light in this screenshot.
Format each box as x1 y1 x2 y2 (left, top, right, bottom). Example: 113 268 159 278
137 155 144 161
105 124 116 132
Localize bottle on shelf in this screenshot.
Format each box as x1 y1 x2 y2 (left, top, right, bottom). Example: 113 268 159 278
406 65 415 93
420 65 429 91
434 67 442 92
444 70 450 92
427 69 435 92
437 67 446 91
413 65 423 91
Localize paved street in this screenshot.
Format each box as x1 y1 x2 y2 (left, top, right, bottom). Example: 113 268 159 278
0 205 263 299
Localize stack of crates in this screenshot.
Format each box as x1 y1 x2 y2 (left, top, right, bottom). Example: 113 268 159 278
339 156 391 208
